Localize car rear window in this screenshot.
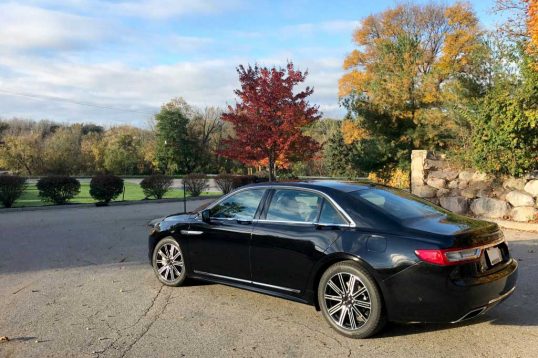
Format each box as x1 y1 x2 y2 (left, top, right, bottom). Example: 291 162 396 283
350 188 443 221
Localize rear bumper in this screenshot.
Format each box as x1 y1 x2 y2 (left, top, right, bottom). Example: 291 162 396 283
382 258 518 323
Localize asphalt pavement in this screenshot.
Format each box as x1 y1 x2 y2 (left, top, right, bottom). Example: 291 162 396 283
0 201 537 357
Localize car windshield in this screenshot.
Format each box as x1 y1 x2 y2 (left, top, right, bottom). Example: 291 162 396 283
350 188 443 221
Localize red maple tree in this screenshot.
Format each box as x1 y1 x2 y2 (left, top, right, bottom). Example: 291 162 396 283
220 62 321 181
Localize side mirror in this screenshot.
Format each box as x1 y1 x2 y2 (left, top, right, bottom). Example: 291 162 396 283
201 209 211 223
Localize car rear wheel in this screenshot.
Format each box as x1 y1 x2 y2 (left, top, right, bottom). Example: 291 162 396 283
318 261 385 338
152 237 186 286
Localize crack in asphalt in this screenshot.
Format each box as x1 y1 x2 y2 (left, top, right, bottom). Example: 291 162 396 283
95 284 166 358
119 286 172 358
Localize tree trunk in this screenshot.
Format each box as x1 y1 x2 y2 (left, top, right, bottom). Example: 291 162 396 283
268 152 275 182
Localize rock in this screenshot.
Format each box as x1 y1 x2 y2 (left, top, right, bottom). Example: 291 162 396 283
427 197 440 205
447 180 459 189
424 159 449 170
468 180 492 190
470 198 510 219
440 196 469 214
492 186 508 201
461 188 478 199
436 188 450 197
458 180 469 190
449 188 461 197
411 150 428 190
510 206 538 222
523 170 538 180
459 170 475 181
506 190 535 207
413 185 437 198
524 180 538 197
428 170 459 181
503 178 527 191
426 177 446 189
471 172 489 182
476 188 492 198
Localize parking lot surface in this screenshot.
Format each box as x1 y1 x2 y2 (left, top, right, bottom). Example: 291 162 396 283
1 201 537 357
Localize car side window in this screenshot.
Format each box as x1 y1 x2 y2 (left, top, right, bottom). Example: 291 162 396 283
318 200 348 225
210 189 265 220
266 189 322 223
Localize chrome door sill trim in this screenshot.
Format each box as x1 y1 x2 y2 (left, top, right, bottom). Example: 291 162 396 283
193 270 301 293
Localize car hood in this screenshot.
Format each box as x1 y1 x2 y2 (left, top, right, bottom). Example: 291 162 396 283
148 213 197 228
401 212 501 248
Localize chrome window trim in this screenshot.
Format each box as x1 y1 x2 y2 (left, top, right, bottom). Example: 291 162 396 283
206 185 356 227
193 270 301 293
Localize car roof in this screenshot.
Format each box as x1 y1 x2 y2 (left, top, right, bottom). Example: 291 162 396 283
247 180 376 194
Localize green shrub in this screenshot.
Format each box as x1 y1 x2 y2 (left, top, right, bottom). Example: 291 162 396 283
140 174 173 199
0 175 26 208
90 174 124 205
36 176 80 204
183 173 208 197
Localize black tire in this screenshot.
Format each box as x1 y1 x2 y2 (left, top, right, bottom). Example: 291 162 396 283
318 261 385 338
152 237 187 287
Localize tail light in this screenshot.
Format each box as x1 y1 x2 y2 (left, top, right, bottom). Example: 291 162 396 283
415 247 482 266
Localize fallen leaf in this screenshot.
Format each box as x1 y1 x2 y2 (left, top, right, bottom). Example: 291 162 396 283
0 336 9 342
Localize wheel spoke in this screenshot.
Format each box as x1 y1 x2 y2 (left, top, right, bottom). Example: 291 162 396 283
158 249 167 258
351 305 366 322
338 306 348 326
172 261 184 267
156 260 165 265
158 265 167 274
348 307 357 329
347 275 356 295
328 280 344 296
168 245 175 258
171 265 181 277
353 300 371 310
337 273 346 294
172 251 181 261
352 286 367 299
169 265 176 280
324 294 342 302
328 303 343 316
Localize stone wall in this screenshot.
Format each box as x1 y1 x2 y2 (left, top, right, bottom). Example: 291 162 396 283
411 150 538 222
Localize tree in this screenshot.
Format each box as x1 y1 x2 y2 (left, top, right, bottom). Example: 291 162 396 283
339 2 487 174
220 62 321 181
155 98 197 174
43 126 83 175
0 133 43 175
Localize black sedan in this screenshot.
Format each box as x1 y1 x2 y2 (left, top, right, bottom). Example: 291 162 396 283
148 181 517 338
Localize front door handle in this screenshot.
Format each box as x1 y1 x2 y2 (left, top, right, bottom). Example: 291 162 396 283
180 230 204 235
236 220 252 225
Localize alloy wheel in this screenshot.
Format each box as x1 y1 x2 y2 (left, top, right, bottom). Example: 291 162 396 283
155 242 184 282
324 272 371 330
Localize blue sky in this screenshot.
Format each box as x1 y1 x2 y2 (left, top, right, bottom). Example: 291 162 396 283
0 0 501 127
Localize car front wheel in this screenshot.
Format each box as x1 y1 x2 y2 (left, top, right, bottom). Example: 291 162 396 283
318 261 385 338
152 237 186 286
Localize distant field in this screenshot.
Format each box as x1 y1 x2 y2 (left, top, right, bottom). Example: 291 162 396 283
12 182 220 208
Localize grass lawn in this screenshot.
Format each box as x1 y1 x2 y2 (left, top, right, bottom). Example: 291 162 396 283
11 182 221 208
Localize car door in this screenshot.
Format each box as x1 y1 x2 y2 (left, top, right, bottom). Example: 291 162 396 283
188 188 267 280
250 188 350 294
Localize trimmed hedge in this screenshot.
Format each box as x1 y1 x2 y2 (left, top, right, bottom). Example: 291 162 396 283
183 173 209 197
0 175 26 208
90 174 124 205
36 176 80 204
140 174 173 199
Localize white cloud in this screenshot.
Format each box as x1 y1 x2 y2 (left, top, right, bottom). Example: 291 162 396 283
0 3 107 52
0 54 346 126
107 0 242 19
168 36 214 52
282 20 359 36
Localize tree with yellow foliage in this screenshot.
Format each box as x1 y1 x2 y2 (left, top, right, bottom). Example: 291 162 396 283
338 2 488 174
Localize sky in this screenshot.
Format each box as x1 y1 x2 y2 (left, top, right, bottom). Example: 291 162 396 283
0 0 501 128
